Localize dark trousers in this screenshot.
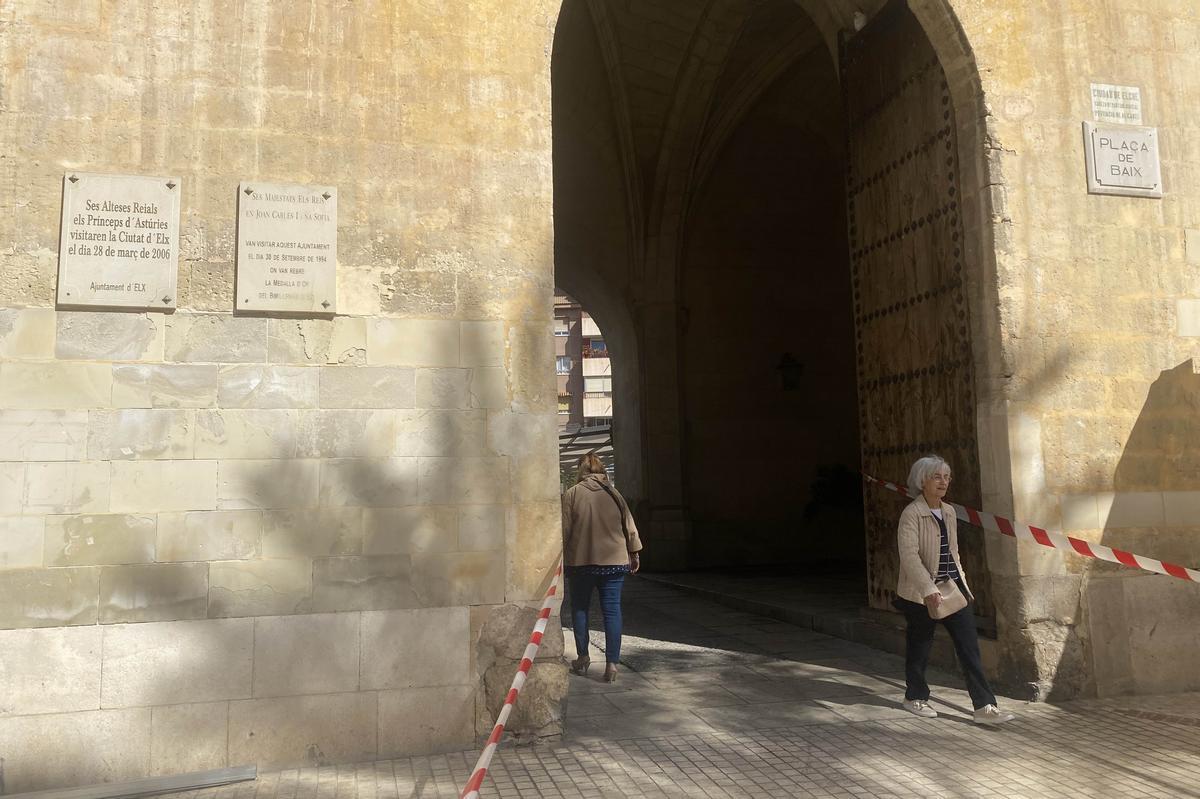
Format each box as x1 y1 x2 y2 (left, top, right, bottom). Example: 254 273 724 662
895 583 997 710
569 572 626 663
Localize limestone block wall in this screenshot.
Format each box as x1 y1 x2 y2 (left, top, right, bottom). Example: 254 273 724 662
944 0 1200 697
0 0 563 791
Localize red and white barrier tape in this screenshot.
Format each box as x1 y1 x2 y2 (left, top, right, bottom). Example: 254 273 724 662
460 560 564 799
865 475 1200 583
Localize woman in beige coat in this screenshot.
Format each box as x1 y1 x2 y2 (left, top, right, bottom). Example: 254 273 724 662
562 453 643 682
895 455 1014 725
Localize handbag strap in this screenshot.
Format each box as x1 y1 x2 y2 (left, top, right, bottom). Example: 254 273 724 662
596 480 629 539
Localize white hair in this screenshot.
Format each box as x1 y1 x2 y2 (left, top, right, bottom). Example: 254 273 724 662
907 455 950 497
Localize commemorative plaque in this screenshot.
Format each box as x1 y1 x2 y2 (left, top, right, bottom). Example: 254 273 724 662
57 173 181 310
236 182 337 313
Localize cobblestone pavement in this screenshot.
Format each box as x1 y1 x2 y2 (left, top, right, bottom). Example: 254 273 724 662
172 577 1200 798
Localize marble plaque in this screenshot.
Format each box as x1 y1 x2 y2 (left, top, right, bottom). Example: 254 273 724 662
57 172 181 310
1083 122 1162 199
1090 83 1142 125
236 182 337 314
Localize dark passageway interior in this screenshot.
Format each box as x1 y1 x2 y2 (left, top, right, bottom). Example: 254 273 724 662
552 0 989 622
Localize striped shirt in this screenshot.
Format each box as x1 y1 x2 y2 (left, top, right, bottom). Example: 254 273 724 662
931 508 960 581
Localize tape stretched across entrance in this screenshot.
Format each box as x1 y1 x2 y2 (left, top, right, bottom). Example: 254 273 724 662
865 475 1200 583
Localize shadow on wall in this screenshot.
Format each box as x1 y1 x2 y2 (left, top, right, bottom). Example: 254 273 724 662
1086 359 1200 697
114 404 553 777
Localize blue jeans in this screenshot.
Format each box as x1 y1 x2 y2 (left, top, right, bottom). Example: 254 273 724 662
568 572 626 663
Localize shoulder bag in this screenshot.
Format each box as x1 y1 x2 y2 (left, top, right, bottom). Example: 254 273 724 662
929 579 967 619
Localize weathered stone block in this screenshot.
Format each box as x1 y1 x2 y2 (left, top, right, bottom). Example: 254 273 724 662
45 513 156 566
394 409 486 457
458 505 506 552
319 457 418 507
252 613 360 697
378 685 475 757
218 365 320 408
101 618 253 707
379 270 457 317
111 460 218 512
1106 491 1166 528
418 456 510 504
0 708 151 793
0 461 20 513
267 318 333 364
111 364 219 408
296 409 395 458
209 559 312 617
506 323 556 414
183 260 235 312
327 316 368 364
195 409 299 459
56 311 164 361
312 555 416 612
228 693 377 769
337 265 383 318
23 461 111 514
157 510 261 561
1123 576 1200 694
0 626 101 716
0 410 88 461
1163 490 1200 527
262 507 362 557
486 411 558 458
460 320 504 367
0 567 99 628
319 366 415 408
165 314 268 363
475 603 565 665
458 273 547 322
413 552 505 606
0 515 44 569
87 409 193 460
481 660 565 741
468 367 508 409
363 507 457 554
508 501 561 602
150 702 229 776
367 318 459 366
100 562 209 624
0 307 55 359
416 367 471 408
0 362 112 409
259 323 350 370
512 451 561 502
217 459 320 509
360 607 470 689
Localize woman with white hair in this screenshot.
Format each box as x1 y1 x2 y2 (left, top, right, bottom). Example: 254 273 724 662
895 455 1015 725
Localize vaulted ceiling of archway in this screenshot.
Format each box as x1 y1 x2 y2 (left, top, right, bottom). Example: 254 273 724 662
562 0 889 221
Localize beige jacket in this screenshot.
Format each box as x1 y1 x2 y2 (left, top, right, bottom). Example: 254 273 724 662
895 495 972 604
562 474 643 567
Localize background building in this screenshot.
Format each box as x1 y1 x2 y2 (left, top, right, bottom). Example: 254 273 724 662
554 291 614 433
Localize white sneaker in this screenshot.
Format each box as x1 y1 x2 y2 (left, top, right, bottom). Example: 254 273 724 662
973 704 1015 725
902 699 938 718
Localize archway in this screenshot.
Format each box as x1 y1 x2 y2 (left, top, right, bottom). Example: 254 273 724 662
551 0 1006 629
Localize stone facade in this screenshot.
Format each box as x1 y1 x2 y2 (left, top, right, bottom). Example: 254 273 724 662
4 0 1200 790
0 0 563 791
